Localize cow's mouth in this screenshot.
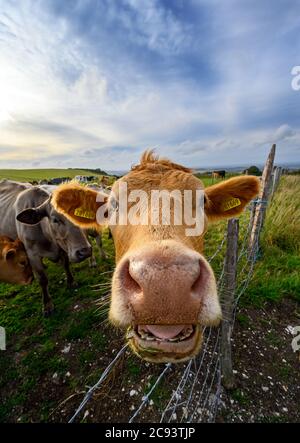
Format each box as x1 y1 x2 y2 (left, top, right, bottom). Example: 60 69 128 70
126 324 203 363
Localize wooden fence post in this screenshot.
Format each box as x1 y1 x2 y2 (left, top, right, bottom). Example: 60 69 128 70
221 218 239 390
271 166 282 198
248 144 276 258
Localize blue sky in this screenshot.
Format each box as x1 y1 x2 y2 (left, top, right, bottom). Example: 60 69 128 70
0 0 299 170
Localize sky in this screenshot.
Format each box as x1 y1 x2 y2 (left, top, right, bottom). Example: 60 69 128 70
0 0 300 171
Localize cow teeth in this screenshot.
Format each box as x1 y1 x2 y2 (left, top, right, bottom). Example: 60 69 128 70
179 331 193 340
136 325 196 342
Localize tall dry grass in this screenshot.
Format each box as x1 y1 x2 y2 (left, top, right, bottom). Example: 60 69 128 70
262 175 300 254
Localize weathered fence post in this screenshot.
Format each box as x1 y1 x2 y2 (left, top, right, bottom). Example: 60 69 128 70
248 144 276 258
221 218 239 390
271 166 282 198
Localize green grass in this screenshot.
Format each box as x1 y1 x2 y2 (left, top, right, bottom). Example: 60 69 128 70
144 375 172 410
196 173 237 187
126 356 142 378
236 313 251 327
262 175 300 254
231 388 250 406
241 175 300 307
0 232 114 422
0 168 102 182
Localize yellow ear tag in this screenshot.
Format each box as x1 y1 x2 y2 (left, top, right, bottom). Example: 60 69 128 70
74 207 95 219
221 197 241 212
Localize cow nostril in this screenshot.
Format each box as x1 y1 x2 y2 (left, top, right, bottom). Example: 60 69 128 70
120 260 142 294
191 259 209 299
76 247 92 260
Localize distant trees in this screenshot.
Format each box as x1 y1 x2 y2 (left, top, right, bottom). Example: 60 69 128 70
93 168 109 175
68 167 109 175
286 169 300 175
244 165 262 176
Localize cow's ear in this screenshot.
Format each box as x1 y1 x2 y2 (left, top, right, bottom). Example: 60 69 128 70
16 197 50 225
4 248 16 261
52 182 107 229
2 246 16 261
17 205 48 225
205 176 260 222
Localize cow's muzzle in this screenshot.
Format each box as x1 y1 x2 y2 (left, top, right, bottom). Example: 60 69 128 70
72 246 92 263
110 240 222 363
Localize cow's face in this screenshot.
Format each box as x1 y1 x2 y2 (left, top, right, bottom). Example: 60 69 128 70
16 201 92 263
52 152 259 363
47 206 92 262
0 238 33 285
106 167 219 363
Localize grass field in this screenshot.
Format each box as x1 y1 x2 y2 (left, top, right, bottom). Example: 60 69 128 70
0 175 299 422
243 175 300 306
196 173 237 187
0 169 102 182
0 169 229 185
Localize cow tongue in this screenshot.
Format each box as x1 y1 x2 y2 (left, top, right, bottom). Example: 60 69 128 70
143 325 188 340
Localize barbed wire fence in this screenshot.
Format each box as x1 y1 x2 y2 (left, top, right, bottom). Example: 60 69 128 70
67 144 280 424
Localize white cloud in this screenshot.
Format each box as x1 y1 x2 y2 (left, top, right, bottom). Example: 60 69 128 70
0 0 299 169
122 0 192 54
273 124 295 142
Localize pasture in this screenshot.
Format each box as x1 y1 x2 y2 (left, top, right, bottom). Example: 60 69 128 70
0 175 299 423
0 169 103 183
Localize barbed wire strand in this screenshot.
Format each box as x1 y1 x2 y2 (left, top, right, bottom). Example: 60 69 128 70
195 334 221 422
68 344 128 423
187 328 221 423
209 361 222 423
160 359 193 423
128 363 172 423
178 327 213 422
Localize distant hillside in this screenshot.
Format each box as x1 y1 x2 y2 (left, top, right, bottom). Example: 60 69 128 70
0 168 108 183
193 162 300 173
67 167 109 175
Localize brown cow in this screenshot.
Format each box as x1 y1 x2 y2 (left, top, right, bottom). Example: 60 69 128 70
212 170 226 180
52 152 259 363
0 236 33 285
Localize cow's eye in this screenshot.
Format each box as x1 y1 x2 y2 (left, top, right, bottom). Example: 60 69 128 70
19 261 26 267
52 217 60 224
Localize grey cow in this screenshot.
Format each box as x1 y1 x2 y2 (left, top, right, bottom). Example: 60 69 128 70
0 180 92 316
40 184 108 267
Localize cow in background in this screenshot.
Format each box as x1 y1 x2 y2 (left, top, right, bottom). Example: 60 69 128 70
0 236 33 285
212 170 226 181
42 183 109 268
0 180 92 316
